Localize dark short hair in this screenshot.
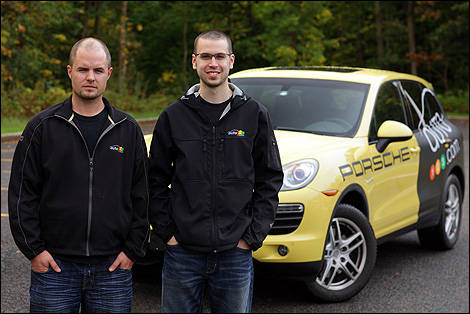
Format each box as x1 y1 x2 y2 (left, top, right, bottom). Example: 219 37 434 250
193 30 232 54
69 37 112 68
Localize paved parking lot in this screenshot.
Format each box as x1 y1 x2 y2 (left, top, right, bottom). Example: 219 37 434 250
1 118 468 312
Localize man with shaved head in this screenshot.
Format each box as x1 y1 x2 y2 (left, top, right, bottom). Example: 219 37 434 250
8 37 149 313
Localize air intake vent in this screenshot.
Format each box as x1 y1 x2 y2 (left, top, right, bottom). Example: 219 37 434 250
269 203 304 235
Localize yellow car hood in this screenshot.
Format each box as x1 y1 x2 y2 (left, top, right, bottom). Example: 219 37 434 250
274 130 357 165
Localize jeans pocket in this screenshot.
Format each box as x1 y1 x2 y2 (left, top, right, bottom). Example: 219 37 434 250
166 244 180 249
31 267 53 274
235 246 252 253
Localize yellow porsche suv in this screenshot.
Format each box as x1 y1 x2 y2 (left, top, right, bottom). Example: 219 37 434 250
226 66 465 302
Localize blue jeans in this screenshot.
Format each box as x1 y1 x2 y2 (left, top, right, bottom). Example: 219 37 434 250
30 256 132 313
162 245 254 313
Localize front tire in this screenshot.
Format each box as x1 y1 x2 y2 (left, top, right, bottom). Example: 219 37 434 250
306 204 377 302
418 174 462 250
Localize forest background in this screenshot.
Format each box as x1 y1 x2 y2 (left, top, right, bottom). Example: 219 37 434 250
1 1 468 133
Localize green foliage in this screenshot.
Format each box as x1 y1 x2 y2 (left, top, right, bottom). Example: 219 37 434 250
438 90 469 115
1 80 68 118
104 89 178 114
251 1 331 66
1 1 469 120
1 116 30 134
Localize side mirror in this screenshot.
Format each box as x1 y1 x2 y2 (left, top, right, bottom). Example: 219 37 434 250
376 120 413 153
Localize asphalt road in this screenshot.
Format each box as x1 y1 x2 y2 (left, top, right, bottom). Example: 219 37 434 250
1 121 468 313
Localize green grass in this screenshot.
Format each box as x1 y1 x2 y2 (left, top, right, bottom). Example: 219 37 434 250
1 116 29 134
1 110 161 134
128 109 161 120
447 112 469 118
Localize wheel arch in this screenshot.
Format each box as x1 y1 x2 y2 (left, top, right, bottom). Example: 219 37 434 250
449 164 465 199
318 184 370 261
310 184 377 302
335 183 369 219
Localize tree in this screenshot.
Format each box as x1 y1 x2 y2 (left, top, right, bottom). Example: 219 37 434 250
252 1 333 66
375 1 384 65
94 1 104 37
119 1 128 92
182 1 188 87
407 1 417 75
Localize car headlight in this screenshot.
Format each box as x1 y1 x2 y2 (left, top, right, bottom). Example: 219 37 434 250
281 159 319 191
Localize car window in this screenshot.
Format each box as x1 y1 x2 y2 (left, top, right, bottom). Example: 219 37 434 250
399 80 423 131
369 81 407 142
423 91 444 121
399 80 445 130
230 77 370 137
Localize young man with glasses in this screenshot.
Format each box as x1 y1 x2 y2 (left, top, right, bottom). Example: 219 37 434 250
149 30 283 312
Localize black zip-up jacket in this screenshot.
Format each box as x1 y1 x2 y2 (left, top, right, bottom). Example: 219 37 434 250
8 96 149 261
149 83 283 252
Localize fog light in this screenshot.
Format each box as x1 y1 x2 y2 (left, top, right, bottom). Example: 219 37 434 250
278 245 289 256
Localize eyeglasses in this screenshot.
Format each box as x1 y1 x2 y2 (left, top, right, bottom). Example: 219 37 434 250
194 53 232 61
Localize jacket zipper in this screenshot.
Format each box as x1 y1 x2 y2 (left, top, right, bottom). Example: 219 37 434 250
85 121 125 255
87 159 93 255
55 114 126 256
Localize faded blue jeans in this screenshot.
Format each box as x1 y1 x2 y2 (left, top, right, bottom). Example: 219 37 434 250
162 245 254 313
29 256 132 313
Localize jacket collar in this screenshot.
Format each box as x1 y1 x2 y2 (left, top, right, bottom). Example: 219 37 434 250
180 82 248 112
55 95 126 124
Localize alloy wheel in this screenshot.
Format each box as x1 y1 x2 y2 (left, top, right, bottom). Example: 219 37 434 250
444 184 460 240
316 217 367 291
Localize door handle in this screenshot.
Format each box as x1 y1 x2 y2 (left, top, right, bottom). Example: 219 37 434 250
410 147 421 153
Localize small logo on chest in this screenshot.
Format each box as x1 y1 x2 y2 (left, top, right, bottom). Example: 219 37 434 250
109 144 124 153
227 129 245 137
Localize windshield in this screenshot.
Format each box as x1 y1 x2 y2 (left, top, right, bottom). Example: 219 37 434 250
230 77 370 137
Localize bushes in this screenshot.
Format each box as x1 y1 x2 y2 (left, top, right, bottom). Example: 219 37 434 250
437 89 469 115
1 81 181 120
104 90 176 114
2 80 468 121
1 80 68 118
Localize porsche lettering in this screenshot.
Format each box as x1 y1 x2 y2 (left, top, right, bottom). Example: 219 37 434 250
339 147 410 180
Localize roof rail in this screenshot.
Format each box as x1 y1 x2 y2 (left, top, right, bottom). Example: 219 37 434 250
266 66 360 73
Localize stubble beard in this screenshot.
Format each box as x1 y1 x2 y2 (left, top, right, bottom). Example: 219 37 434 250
74 88 101 101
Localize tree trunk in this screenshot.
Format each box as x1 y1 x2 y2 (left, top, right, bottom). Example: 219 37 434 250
358 31 364 67
119 1 128 92
80 1 92 38
407 1 417 75
94 1 103 37
375 1 383 65
183 1 188 88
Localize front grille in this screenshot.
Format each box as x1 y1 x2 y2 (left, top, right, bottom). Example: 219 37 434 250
269 203 304 235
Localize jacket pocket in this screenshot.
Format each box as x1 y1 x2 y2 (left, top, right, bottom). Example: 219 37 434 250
174 138 206 180
268 137 282 170
216 180 253 243
221 136 254 179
